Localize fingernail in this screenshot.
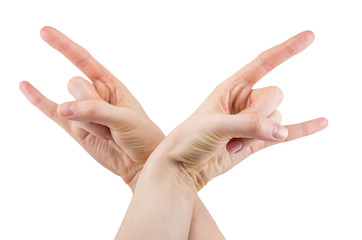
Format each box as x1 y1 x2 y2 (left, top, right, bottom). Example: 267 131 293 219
59 103 75 116
228 141 243 153
272 123 288 140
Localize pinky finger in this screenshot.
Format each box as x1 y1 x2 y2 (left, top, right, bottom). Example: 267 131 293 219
264 117 328 148
229 117 328 163
19 81 70 130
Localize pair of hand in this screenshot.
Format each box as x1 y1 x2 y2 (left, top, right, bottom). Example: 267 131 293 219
20 27 327 194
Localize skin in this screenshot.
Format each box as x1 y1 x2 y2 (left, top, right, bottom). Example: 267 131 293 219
116 30 328 239
20 27 328 239
20 27 164 188
149 30 328 190
20 26 224 239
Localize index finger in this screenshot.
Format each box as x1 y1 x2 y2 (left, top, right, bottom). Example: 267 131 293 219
40 26 117 84
232 31 315 86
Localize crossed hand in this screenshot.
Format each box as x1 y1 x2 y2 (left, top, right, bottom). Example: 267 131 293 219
20 27 327 238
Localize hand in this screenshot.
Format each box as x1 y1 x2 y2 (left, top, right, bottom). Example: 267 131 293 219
19 27 164 189
21 27 226 239
154 30 328 190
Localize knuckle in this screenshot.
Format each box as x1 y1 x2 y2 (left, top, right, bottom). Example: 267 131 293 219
250 114 263 134
283 42 295 56
269 86 284 101
86 101 98 116
32 94 43 107
67 76 83 90
48 108 58 120
301 121 311 135
274 110 282 123
67 77 77 90
57 41 68 52
249 142 264 155
249 144 258 155
33 96 57 120
75 57 90 69
257 52 274 72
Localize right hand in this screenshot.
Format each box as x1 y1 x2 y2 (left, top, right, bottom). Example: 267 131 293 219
151 30 328 190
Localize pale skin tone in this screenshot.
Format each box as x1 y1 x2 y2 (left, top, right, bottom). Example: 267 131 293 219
20 26 224 240
115 30 328 239
20 28 328 239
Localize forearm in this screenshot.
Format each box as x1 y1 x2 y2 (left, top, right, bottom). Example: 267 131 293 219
188 197 225 240
116 155 196 240
127 153 224 239
128 172 225 240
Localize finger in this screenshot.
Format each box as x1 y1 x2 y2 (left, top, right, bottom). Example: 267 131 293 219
19 81 101 142
238 117 328 157
67 77 111 139
67 76 102 101
220 113 288 142
243 86 283 116
228 116 327 155
268 110 282 123
229 31 314 87
57 100 134 130
40 26 119 84
226 110 281 153
19 81 70 130
264 117 328 148
77 122 112 140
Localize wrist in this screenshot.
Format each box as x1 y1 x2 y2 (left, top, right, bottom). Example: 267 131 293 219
143 152 198 195
147 137 210 191
117 151 197 240
126 153 197 194
127 170 141 193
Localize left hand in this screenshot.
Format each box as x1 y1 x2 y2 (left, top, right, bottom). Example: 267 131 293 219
20 27 164 189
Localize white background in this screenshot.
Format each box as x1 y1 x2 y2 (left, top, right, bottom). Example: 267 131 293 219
1 0 361 239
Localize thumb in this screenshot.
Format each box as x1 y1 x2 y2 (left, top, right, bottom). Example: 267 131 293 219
57 100 133 130
219 113 288 142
